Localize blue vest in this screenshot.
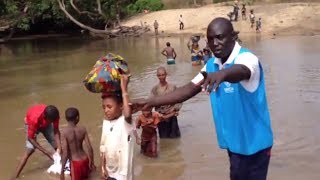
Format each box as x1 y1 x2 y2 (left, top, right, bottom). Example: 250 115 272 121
206 48 273 155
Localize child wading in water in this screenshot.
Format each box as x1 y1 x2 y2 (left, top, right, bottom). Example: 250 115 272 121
100 75 137 180
136 107 178 158
60 107 95 180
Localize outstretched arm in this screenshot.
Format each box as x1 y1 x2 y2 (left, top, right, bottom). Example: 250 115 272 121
84 129 95 170
148 82 202 107
202 64 250 92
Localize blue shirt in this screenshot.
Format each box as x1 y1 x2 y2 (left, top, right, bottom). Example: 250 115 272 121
206 47 273 155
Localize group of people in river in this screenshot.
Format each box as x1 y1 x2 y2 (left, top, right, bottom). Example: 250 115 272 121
13 16 273 180
160 34 212 66
14 67 182 180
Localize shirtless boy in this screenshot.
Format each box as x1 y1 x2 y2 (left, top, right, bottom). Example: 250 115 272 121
60 107 95 180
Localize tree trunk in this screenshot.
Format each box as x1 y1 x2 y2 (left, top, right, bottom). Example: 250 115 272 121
116 0 121 26
57 0 110 35
56 0 150 38
0 28 15 43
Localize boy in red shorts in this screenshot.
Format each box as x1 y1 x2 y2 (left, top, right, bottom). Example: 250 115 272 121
60 107 95 180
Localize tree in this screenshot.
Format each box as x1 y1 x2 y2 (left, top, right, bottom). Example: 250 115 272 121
0 2 29 43
0 0 163 42
0 0 71 43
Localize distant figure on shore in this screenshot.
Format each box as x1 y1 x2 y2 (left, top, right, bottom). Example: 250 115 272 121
150 67 182 138
233 3 239 21
161 42 177 65
250 9 255 28
256 17 262 32
153 20 159 35
179 15 184 30
60 107 95 180
227 3 239 21
241 4 247 20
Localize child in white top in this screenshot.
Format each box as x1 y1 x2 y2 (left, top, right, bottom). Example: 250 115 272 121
100 75 137 180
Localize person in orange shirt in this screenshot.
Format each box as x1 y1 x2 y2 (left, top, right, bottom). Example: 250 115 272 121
136 107 178 158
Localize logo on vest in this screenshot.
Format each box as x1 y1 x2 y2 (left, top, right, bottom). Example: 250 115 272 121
223 82 234 93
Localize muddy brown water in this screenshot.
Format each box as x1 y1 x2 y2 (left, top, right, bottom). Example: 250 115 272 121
0 35 320 180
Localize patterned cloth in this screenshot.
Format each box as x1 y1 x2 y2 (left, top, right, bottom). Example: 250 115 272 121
83 53 129 93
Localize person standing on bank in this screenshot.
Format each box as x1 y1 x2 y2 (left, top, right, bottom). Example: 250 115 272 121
150 67 182 138
179 15 184 30
134 17 273 180
153 20 159 35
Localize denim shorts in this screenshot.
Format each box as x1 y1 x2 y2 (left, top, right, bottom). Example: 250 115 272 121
25 123 56 150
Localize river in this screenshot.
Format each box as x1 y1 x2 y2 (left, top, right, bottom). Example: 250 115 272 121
0 35 320 179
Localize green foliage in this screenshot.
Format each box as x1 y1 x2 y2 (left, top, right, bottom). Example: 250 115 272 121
127 0 164 15
0 0 71 32
17 17 31 30
0 0 163 34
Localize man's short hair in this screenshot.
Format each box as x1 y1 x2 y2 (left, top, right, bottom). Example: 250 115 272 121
166 42 170 46
44 105 59 122
65 107 79 121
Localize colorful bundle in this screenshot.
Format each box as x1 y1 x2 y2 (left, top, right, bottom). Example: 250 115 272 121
83 53 129 93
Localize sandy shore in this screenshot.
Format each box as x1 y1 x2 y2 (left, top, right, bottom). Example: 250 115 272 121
122 2 320 38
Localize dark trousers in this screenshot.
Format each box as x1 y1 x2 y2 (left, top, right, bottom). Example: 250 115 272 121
228 147 271 180
158 116 180 138
179 22 184 30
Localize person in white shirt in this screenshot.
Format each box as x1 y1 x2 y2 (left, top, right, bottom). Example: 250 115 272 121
179 15 184 30
100 75 139 180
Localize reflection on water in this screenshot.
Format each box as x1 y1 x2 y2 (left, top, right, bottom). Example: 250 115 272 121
0 35 320 179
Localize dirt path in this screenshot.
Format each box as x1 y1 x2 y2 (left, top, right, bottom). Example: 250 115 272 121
122 2 320 37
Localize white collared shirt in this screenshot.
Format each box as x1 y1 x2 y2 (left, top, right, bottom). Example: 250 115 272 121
191 42 260 92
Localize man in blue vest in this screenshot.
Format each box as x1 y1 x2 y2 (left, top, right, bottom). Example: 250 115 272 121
134 17 273 180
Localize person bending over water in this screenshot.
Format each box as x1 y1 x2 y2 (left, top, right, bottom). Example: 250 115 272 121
14 104 61 178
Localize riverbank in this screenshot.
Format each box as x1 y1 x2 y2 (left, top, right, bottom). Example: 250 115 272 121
122 2 320 38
